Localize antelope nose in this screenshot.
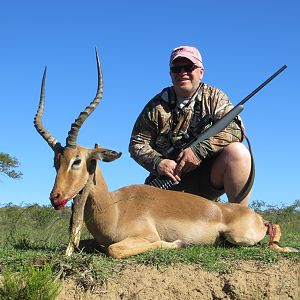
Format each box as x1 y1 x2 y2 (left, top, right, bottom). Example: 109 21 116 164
50 193 61 203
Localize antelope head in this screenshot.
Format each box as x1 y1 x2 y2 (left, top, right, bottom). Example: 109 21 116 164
34 49 121 210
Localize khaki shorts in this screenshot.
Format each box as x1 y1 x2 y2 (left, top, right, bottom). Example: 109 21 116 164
169 156 224 200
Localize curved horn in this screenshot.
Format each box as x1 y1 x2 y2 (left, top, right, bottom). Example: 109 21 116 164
34 67 61 152
66 48 103 147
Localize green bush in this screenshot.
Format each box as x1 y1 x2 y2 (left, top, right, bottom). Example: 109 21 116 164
0 264 61 300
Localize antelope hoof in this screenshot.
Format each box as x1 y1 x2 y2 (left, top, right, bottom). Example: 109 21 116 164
65 244 74 257
269 243 299 252
282 247 299 253
174 240 188 248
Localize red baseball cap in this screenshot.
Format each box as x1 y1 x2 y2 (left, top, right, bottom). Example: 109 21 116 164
170 46 203 67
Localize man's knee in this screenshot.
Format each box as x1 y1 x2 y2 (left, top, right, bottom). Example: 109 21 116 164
211 143 251 186
222 142 250 165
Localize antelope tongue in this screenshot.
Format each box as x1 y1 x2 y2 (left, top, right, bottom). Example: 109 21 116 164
54 199 69 210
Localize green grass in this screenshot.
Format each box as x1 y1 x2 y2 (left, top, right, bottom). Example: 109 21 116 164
0 201 299 297
133 243 284 272
1 264 61 300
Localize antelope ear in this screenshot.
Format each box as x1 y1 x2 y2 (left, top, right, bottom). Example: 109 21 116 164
89 148 122 162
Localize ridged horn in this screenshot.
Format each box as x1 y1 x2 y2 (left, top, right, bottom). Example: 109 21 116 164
34 67 61 152
65 48 103 147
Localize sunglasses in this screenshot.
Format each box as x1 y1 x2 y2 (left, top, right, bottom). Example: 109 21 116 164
170 65 199 74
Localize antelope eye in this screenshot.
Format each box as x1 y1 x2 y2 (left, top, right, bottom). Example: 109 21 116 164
72 159 82 168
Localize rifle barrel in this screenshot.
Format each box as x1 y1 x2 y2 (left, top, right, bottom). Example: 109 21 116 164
238 65 287 106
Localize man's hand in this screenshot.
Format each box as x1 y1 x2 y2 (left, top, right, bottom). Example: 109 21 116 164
157 159 181 183
175 148 201 175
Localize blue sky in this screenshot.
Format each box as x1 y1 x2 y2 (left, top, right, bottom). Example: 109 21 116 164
0 0 299 207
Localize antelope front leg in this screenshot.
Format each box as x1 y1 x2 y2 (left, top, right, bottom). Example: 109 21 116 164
107 237 187 259
65 160 96 256
65 194 86 256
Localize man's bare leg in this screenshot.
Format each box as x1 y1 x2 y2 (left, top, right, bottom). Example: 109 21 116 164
210 142 252 206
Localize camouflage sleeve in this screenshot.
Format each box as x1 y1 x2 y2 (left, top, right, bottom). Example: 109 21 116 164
191 89 245 161
128 106 163 175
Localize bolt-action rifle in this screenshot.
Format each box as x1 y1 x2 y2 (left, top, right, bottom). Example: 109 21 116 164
148 65 287 190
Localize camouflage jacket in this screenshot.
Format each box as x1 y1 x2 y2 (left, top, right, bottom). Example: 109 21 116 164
129 83 245 175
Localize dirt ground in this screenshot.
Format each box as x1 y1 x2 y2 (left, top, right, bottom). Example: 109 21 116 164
57 259 300 300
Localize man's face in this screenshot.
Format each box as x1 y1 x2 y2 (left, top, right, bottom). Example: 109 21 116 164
170 57 204 98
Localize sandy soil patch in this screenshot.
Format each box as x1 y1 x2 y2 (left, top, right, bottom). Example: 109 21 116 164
57 259 300 300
